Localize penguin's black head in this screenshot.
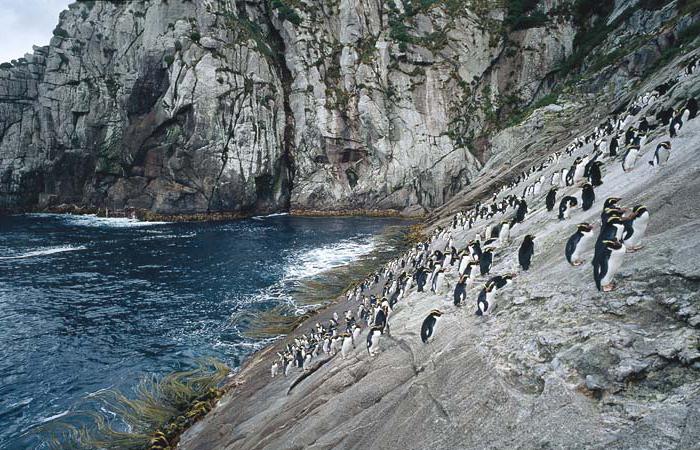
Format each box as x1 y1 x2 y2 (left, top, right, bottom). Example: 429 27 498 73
525 234 535 241
604 197 621 208
633 205 648 215
430 309 443 317
577 223 593 232
607 216 623 225
603 239 624 250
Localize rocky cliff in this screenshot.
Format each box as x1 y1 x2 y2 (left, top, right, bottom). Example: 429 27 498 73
177 45 700 449
0 0 615 216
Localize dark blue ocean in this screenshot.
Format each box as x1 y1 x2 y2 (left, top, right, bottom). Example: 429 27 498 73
0 213 403 448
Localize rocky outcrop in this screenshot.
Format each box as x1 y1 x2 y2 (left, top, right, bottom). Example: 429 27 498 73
1 0 584 215
177 47 700 450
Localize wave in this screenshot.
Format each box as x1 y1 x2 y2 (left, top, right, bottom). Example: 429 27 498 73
251 212 289 220
27 214 169 228
0 245 87 260
285 238 376 280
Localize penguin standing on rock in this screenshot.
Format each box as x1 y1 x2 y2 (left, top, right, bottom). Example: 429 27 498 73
454 275 468 306
341 333 355 359
622 145 640 172
622 205 650 252
518 235 535 271
588 161 604 186
546 188 558 212
514 199 528 224
581 183 595 211
475 283 496 316
609 136 619 157
421 310 443 343
366 326 382 356
479 248 494 275
594 239 627 292
649 141 671 166
565 223 595 266
601 197 622 224
559 196 578 220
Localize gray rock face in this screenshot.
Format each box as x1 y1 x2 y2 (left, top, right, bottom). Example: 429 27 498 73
178 51 700 450
0 0 578 215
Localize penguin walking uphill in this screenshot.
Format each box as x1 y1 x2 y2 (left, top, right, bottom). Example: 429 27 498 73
649 141 671 167
559 196 578 220
546 187 558 212
475 282 496 316
622 205 650 252
453 275 468 306
622 145 640 172
367 326 383 356
565 223 595 266
581 183 595 211
588 161 604 187
594 239 627 292
421 310 443 343
518 235 535 271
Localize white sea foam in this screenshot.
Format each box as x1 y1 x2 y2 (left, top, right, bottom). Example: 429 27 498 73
27 213 168 228
284 237 375 280
38 410 70 424
251 212 290 220
0 245 87 260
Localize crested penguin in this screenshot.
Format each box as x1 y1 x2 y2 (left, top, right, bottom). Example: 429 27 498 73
622 205 650 252
558 196 578 220
622 146 640 172
366 326 382 356
341 333 355 359
669 112 682 138
565 223 595 266
453 275 468 306
588 161 604 186
546 187 558 212
514 199 528 224
431 268 446 293
581 183 595 211
271 361 279 378
475 283 496 316
518 235 535 271
498 221 511 245
479 248 494 276
420 309 443 343
594 239 627 292
649 141 671 166
609 136 619 157
601 197 622 224
415 267 429 292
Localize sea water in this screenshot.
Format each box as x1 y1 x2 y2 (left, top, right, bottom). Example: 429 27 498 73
0 213 404 448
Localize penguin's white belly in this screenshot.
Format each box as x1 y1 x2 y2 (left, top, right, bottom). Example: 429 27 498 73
602 249 626 286
341 339 353 359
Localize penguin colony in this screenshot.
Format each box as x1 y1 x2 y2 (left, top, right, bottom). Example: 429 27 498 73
270 58 698 381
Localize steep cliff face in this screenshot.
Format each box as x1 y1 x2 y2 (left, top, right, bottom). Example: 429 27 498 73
0 0 577 215
0 0 696 216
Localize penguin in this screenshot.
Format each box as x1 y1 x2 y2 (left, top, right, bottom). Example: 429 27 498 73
648 141 671 166
581 183 595 211
453 275 468 306
518 235 535 271
352 324 362 342
366 326 382 356
271 361 279 378
431 268 446 293
415 267 429 292
588 161 604 186
420 309 443 343
488 273 515 290
466 260 480 284
545 187 558 212
558 196 578 220
573 156 587 184
479 248 494 276
592 217 625 285
373 304 389 334
594 239 627 292
565 223 595 266
514 199 528 224
498 221 511 245
685 97 698 120
622 205 650 252
475 283 496 316
609 136 619 157
341 333 355 359
622 145 640 172
601 197 622 224
669 113 682 138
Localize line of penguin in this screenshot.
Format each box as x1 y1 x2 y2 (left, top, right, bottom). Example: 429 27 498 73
270 57 698 380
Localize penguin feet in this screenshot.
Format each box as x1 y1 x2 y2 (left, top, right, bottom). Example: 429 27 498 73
572 260 584 266
602 283 617 292
627 245 643 252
